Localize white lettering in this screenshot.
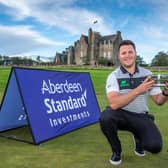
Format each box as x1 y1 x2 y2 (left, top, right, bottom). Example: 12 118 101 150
41 80 50 94
44 94 87 114
41 80 83 95
44 98 53 114
48 111 91 127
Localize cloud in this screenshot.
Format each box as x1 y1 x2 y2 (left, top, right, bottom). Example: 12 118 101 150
142 25 168 51
135 26 168 63
116 0 168 24
0 0 112 35
0 0 113 57
143 26 168 40
0 25 64 55
137 43 168 64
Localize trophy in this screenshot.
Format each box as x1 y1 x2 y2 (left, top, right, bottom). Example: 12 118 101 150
152 74 168 87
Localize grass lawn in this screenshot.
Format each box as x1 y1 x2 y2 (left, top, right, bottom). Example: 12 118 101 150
0 66 168 168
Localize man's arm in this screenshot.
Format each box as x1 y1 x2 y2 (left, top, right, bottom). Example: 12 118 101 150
107 76 155 110
107 90 138 110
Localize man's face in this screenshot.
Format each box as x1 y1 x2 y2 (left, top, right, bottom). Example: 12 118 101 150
118 44 136 68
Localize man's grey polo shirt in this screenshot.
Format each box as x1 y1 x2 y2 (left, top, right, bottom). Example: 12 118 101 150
106 66 161 114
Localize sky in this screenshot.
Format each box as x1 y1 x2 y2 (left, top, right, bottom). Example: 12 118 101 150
0 0 168 63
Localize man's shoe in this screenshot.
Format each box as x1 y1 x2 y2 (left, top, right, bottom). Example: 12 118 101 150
134 149 145 157
133 136 145 157
109 152 122 165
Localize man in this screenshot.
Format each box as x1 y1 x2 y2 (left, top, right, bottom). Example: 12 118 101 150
99 40 168 165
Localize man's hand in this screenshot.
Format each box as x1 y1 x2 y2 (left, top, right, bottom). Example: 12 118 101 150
163 80 168 95
152 79 168 105
134 76 155 95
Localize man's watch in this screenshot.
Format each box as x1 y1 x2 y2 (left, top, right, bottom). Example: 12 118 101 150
162 90 168 97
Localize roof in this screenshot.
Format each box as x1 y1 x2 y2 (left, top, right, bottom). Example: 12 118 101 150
100 35 116 41
81 35 88 43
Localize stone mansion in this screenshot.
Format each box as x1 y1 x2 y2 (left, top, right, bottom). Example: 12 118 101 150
54 28 122 66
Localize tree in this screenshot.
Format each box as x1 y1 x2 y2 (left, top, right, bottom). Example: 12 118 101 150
136 55 147 66
97 57 114 66
0 55 3 65
151 51 168 66
36 55 41 64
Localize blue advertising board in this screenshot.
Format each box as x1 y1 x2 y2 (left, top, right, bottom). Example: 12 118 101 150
0 70 28 131
0 67 101 144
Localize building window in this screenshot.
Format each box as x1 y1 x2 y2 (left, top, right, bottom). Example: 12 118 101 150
108 51 111 59
81 51 83 58
108 41 111 47
104 52 106 58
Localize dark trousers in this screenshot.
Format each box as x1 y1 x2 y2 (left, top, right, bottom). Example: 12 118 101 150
99 106 162 154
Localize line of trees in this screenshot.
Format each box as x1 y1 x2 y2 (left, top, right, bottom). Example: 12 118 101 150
1 51 168 66
0 55 53 66
136 51 168 66
0 55 36 66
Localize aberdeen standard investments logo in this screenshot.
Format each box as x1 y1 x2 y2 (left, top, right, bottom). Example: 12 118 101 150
41 79 90 128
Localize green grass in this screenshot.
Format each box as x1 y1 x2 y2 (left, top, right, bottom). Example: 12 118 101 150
0 66 168 168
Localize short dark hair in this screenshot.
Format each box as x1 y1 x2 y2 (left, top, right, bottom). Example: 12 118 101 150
118 40 136 52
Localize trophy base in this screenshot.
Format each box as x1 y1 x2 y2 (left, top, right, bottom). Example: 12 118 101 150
152 74 168 87
154 83 165 87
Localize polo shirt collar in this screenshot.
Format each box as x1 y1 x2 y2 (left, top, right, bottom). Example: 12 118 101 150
120 65 139 74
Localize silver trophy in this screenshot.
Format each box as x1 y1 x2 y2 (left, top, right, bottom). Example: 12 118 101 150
152 74 168 87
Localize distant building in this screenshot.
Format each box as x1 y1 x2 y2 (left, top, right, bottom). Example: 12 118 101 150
54 51 67 65
54 28 122 66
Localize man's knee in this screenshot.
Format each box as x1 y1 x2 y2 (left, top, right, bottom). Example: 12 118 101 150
145 141 162 153
100 109 110 126
99 106 114 124
99 106 118 130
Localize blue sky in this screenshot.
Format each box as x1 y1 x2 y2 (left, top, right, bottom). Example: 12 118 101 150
0 0 168 63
